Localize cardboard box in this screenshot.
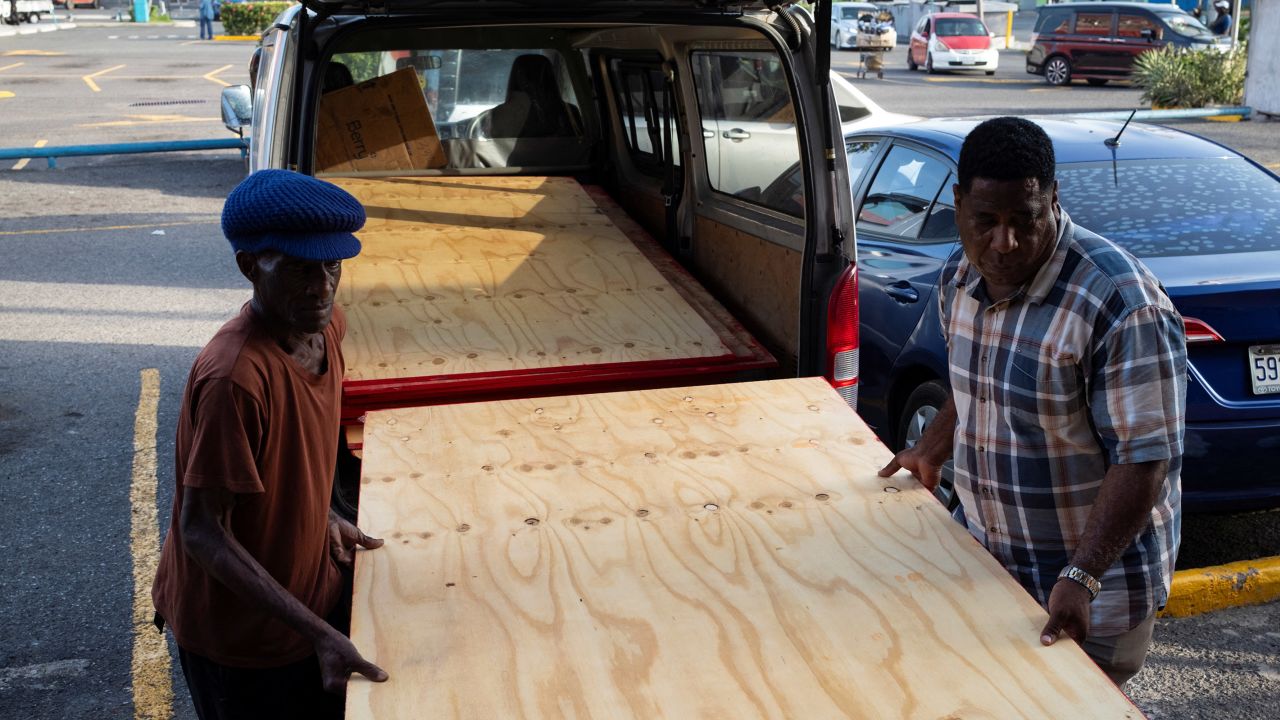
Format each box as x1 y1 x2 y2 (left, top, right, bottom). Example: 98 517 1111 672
315 67 446 173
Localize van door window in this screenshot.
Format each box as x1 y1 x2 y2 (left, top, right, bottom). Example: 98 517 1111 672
856 145 949 241
1037 9 1072 35
691 50 804 218
1075 12 1114 36
1118 13 1161 40
609 58 680 174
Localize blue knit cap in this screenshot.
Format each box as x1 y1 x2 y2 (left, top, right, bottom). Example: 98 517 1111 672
222 169 364 261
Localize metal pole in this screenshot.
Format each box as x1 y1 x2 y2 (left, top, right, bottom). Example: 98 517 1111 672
1230 0 1242 52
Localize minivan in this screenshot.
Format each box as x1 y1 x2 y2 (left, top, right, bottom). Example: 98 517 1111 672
1026 1 1229 85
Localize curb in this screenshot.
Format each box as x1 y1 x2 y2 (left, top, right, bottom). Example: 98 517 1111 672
0 21 77 37
1159 555 1280 618
214 35 258 42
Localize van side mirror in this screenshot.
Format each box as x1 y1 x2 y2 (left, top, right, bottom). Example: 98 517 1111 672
221 85 253 133
1140 28 1156 41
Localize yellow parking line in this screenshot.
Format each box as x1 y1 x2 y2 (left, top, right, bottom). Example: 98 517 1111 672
1266 162 1280 170
11 139 48 171
0 91 13 100
83 64 126 93
77 115 221 128
1 49 65 56
202 64 234 87
0 220 216 237
129 369 173 720
0 62 24 73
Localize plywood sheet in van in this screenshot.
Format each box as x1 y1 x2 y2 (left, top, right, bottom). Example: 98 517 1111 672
346 377 1140 719
332 176 773 411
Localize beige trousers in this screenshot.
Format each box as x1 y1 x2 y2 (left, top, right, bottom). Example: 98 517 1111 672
1080 612 1157 687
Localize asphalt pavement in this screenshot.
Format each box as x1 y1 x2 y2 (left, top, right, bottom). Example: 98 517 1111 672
1 19 1278 719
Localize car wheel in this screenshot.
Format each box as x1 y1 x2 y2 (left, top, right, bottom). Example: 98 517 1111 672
836 31 845 50
985 70 995 76
926 52 936 74
907 49 918 71
1086 78 1109 86
895 380 958 510
1045 56 1071 86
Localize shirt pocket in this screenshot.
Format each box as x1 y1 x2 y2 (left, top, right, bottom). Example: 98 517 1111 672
1004 344 1084 442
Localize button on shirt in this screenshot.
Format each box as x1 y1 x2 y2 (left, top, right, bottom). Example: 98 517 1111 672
939 210 1186 635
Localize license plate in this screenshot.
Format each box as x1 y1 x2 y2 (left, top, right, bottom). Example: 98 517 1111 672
1249 345 1280 395
961 59 975 65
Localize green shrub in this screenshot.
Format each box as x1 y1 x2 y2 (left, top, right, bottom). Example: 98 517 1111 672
221 2 294 37
1132 43 1246 109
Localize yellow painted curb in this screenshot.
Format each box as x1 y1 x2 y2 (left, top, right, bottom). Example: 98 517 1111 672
1205 115 1244 123
1159 556 1280 618
213 35 259 42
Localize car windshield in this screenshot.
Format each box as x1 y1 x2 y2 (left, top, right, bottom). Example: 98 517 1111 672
936 18 987 37
1057 158 1280 257
839 6 873 20
1157 11 1214 38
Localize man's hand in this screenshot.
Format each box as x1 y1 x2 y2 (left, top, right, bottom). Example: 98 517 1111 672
328 513 384 569
315 629 389 694
878 447 944 491
1040 579 1092 646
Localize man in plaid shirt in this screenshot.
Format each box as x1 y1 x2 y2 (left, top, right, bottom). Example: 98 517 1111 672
880 117 1186 686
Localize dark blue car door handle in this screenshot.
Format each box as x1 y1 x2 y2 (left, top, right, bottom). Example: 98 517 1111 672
885 280 920 303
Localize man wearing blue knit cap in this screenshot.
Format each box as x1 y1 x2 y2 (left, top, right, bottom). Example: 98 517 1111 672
153 170 389 719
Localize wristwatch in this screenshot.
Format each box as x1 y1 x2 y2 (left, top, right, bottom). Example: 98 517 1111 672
1058 565 1101 601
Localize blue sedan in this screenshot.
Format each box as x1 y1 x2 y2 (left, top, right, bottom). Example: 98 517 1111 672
847 117 1280 512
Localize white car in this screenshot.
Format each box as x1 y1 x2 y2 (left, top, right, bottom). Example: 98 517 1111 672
830 2 884 50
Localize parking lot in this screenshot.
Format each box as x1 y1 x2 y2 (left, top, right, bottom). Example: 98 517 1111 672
1 16 1278 719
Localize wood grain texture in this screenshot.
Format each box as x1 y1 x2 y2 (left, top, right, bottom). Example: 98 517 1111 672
332 177 733 383
691 216 801 369
348 378 1140 719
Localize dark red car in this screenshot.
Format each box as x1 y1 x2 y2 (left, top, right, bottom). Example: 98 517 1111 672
1027 1 1229 86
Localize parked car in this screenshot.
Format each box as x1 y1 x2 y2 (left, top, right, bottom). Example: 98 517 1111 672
829 1 901 50
846 117 1280 512
1027 1 1230 86
906 12 998 75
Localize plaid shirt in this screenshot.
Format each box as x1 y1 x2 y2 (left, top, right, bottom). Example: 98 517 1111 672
939 210 1186 635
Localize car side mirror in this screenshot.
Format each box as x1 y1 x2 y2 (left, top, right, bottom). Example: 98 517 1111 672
1140 28 1156 41
221 85 253 133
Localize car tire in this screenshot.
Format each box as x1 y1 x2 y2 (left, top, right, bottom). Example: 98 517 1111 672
895 380 958 510
985 70 995 76
907 50 918 71
1045 55 1071 86
1087 78 1109 86
926 52 936 74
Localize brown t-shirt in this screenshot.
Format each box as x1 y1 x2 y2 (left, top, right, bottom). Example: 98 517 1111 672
152 304 345 668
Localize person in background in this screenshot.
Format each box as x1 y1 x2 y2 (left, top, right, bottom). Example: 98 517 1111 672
1209 0 1232 36
198 0 215 41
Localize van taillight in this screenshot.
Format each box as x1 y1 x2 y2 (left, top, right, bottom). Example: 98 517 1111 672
826 264 859 409
1184 317 1224 343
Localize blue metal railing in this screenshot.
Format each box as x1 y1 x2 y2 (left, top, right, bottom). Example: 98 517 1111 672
0 138 248 169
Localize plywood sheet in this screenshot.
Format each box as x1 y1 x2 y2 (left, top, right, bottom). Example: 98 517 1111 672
333 176 736 388
348 377 1139 719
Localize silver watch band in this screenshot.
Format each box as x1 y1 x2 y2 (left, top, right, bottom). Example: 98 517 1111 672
1058 565 1101 601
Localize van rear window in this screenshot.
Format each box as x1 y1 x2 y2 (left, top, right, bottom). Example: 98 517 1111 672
1036 9 1071 35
